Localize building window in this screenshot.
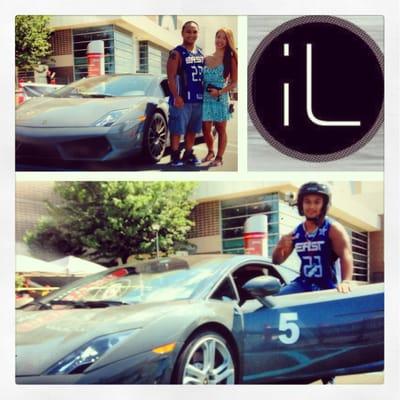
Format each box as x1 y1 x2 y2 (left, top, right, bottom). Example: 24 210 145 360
349 230 369 282
114 29 134 73
72 25 134 80
158 15 178 31
161 51 169 74
17 69 35 83
138 41 148 73
138 41 168 74
221 193 280 256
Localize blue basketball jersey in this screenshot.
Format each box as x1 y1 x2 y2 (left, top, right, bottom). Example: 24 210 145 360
292 218 339 287
170 45 204 104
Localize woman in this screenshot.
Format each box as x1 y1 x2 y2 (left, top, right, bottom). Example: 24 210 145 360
46 68 56 84
202 28 238 167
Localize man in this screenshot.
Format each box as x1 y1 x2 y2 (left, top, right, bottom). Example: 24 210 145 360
273 182 353 385
273 182 353 295
167 21 204 167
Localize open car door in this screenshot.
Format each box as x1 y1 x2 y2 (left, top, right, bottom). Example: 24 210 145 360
238 282 383 384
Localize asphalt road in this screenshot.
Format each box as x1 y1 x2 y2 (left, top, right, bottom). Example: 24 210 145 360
16 105 238 172
158 105 238 172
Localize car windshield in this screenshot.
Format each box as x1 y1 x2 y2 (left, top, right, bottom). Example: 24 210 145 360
52 75 155 98
38 257 229 305
24 85 61 97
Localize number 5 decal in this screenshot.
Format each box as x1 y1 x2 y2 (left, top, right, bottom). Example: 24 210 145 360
278 312 300 344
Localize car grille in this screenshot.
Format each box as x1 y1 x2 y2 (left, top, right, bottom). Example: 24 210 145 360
16 141 60 159
60 137 112 159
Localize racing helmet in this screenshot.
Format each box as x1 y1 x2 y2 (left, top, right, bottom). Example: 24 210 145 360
297 182 331 218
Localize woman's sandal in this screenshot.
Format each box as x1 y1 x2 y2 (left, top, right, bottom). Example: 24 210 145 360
209 157 223 167
201 150 215 163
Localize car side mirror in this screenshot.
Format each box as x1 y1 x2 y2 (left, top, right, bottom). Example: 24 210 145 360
243 276 282 307
160 79 171 97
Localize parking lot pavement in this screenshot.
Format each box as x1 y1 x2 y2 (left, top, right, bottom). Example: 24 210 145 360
158 107 238 172
16 106 238 172
312 372 383 384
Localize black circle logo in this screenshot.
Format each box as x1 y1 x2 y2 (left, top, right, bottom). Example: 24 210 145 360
248 16 384 162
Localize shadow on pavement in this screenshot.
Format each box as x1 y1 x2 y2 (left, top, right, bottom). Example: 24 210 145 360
16 158 212 172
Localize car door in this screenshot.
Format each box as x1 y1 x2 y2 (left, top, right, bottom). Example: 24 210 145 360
237 284 383 384
229 262 320 383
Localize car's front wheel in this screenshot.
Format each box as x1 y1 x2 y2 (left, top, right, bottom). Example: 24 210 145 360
142 111 168 163
174 331 236 384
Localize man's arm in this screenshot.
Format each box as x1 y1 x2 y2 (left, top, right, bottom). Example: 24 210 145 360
272 233 294 264
166 50 184 108
330 222 354 293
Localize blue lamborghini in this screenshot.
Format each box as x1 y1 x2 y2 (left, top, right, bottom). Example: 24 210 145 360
16 255 384 384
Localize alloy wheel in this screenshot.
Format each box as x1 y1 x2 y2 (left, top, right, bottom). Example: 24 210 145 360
181 335 235 384
147 113 167 160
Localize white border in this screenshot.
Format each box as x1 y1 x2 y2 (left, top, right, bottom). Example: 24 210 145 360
2 0 399 399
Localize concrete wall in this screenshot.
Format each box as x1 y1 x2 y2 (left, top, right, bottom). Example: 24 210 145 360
15 182 57 242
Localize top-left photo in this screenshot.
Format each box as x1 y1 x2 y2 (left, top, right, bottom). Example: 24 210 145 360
15 16 238 171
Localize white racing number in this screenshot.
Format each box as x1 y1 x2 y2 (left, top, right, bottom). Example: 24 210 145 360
278 312 300 344
303 255 323 278
191 65 203 82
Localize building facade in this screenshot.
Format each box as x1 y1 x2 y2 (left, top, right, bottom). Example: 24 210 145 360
188 181 384 283
21 16 237 84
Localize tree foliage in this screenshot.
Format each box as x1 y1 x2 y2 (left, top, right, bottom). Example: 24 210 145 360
24 182 197 264
15 15 52 70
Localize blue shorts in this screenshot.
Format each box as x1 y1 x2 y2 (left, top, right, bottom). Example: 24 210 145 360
169 103 202 136
275 277 336 296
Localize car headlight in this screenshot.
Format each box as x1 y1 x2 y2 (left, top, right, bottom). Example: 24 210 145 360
44 329 137 375
94 109 129 127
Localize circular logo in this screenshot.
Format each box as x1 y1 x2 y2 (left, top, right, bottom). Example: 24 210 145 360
248 16 384 162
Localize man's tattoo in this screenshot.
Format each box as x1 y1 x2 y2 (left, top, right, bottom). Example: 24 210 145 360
169 51 177 60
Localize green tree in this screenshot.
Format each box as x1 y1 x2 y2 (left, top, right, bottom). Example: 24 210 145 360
15 15 52 72
24 182 197 264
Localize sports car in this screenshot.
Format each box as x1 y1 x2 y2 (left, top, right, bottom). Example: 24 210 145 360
16 254 384 384
15 82 64 106
16 74 170 164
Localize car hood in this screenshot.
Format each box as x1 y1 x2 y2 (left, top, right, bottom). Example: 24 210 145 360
15 301 185 376
16 96 148 128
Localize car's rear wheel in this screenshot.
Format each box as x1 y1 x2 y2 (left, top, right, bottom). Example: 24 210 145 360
142 111 168 163
174 331 236 384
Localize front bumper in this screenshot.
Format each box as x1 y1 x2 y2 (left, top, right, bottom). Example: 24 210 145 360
16 346 182 384
16 123 144 162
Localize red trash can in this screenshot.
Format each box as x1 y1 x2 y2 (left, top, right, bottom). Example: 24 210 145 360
243 214 268 256
87 40 105 77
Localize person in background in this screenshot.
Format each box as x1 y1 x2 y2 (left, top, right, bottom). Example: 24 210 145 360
46 68 56 84
201 28 238 167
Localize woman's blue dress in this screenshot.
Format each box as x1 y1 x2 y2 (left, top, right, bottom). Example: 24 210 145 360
202 64 230 122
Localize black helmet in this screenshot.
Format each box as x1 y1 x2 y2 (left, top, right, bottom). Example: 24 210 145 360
297 182 331 217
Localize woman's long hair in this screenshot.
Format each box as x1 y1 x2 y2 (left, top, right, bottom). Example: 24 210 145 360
217 28 238 79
